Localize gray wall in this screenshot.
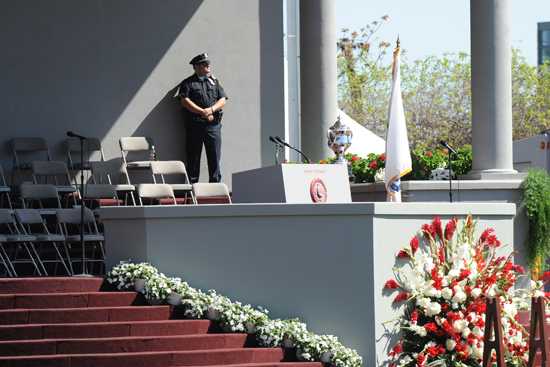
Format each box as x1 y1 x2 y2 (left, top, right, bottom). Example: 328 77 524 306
0 0 284 189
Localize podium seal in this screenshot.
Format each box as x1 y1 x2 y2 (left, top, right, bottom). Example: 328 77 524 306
310 178 328 203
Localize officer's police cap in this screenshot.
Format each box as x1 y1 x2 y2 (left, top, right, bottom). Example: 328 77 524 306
190 53 210 66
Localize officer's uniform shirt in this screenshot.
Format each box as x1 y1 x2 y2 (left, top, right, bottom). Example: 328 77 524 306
178 74 228 117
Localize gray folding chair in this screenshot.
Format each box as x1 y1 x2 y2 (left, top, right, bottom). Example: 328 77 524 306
0 165 12 210
119 137 158 170
150 160 195 204
14 209 71 276
0 209 41 276
65 137 105 189
0 236 14 277
11 137 52 186
56 208 105 274
90 158 136 205
19 184 63 214
31 161 77 206
137 184 177 205
191 183 232 204
80 184 121 216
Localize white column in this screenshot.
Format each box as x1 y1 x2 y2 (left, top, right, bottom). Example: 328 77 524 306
299 0 337 162
468 0 517 178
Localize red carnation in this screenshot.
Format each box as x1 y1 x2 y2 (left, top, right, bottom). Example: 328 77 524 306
398 250 410 259
394 292 410 302
410 311 418 324
385 280 399 289
410 237 419 256
416 354 426 366
389 343 402 357
425 322 437 332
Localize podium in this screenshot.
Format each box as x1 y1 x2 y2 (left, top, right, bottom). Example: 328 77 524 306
232 164 352 204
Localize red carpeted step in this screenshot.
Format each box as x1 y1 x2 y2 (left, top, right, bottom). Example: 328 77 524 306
0 334 252 356
0 319 213 341
0 291 144 310
0 277 106 294
0 348 285 367
179 363 324 367
0 305 176 325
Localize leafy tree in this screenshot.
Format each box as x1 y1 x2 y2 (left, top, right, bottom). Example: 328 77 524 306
338 17 550 152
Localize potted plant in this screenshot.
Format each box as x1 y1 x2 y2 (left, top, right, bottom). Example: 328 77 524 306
332 346 363 367
182 287 209 318
218 301 247 333
281 318 308 348
143 273 171 305
204 289 230 320
166 277 190 306
241 304 269 334
297 334 340 363
255 318 285 347
106 260 137 290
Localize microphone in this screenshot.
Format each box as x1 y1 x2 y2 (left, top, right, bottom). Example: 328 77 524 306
67 131 87 140
269 136 283 147
275 136 311 163
439 140 457 156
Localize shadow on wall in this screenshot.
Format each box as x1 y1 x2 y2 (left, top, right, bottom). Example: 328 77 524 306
0 0 203 182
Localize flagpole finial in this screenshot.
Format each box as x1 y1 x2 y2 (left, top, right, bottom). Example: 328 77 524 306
396 36 400 49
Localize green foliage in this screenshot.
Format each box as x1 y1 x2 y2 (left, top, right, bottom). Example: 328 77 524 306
338 18 550 152
520 167 550 273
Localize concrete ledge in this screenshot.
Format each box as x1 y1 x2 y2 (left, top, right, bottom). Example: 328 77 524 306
101 202 515 367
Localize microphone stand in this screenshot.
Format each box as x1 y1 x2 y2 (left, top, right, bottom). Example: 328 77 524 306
73 136 91 277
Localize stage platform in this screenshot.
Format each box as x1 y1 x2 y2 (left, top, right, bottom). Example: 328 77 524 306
101 202 516 366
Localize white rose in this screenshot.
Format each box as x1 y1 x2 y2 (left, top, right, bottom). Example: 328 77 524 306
452 291 467 303
418 297 431 308
425 302 442 317
442 288 453 300
471 288 482 299
473 326 484 338
446 339 457 351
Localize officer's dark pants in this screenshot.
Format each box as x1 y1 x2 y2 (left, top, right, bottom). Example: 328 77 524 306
186 121 222 183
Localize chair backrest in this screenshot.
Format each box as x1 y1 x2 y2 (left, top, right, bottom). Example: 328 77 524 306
90 158 131 184
31 161 72 186
81 184 120 209
0 209 15 225
191 183 232 203
150 160 190 184
0 209 19 236
119 137 157 164
137 184 177 205
0 165 7 187
66 137 104 156
19 184 62 209
14 209 53 236
11 137 52 186
56 207 96 224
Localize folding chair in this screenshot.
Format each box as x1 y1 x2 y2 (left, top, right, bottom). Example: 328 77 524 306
14 209 71 276
150 161 195 204
0 165 12 209
66 137 105 189
80 184 121 216
119 137 158 170
56 208 105 275
19 184 63 214
0 237 14 277
11 137 52 186
0 209 41 276
90 158 136 205
137 184 177 205
191 183 232 204
31 161 77 206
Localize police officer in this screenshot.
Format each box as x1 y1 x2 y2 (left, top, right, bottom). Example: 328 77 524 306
178 53 228 183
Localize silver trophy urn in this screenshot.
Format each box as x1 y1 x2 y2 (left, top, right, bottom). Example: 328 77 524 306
327 115 355 183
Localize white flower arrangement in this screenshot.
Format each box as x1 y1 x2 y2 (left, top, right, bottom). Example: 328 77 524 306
143 273 171 301
374 167 385 182
429 167 456 181
106 260 363 367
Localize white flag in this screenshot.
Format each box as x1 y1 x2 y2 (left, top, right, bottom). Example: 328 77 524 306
385 46 412 202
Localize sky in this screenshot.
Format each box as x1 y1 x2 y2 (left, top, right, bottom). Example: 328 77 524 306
336 0 550 65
